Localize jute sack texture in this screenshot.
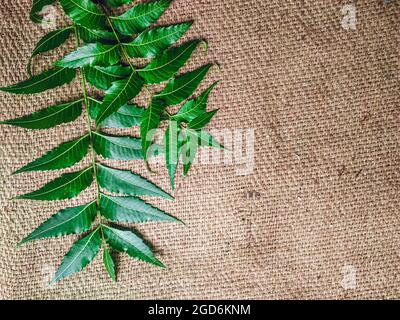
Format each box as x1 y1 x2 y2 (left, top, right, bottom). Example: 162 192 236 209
0 0 399 299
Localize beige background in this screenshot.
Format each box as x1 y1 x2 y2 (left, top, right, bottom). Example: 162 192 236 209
0 0 399 299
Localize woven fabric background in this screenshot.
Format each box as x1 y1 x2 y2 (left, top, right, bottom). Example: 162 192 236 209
0 0 399 300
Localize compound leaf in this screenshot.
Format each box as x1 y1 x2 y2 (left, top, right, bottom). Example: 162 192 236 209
85 65 131 90
123 23 192 59
97 164 173 200
103 247 116 281
155 64 212 106
104 226 164 267
96 72 144 125
0 99 83 129
138 40 200 84
110 0 171 35
0 68 76 94
14 134 90 174
52 228 102 283
100 194 179 223
16 167 94 201
60 0 107 29
19 201 97 245
55 43 121 68
93 132 143 160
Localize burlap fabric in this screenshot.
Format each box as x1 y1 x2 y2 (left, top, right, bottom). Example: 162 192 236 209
0 0 399 300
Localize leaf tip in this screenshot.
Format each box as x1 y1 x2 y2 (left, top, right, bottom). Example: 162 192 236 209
154 259 166 269
164 192 175 201
17 240 26 248
11 168 25 175
214 63 222 72
200 40 209 54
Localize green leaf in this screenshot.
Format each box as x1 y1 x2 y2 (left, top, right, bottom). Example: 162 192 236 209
93 132 143 160
138 40 200 84
103 247 116 282
19 201 97 245
16 167 94 201
100 194 179 223
173 81 219 122
104 226 164 267
140 99 164 160
0 68 76 94
78 25 116 44
89 98 143 128
52 228 102 283
0 99 83 129
155 64 212 106
30 0 56 23
188 109 219 130
110 0 171 35
85 65 131 90
97 164 173 200
182 129 198 176
55 43 121 68
28 27 73 76
14 135 90 174
96 72 144 125
192 129 224 149
123 23 192 59
31 28 73 57
59 0 107 29
164 122 184 190
104 0 132 7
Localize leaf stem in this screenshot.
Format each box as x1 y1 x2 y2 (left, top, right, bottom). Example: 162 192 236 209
100 4 154 170
74 24 105 244
100 4 135 70
100 4 153 98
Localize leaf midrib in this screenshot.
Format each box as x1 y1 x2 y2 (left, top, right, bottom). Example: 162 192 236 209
65 44 119 63
94 132 141 150
53 228 99 283
97 72 136 123
22 134 89 170
155 67 210 99
101 194 148 214
98 164 159 195
92 66 129 78
68 0 105 17
103 226 154 261
26 167 92 198
140 42 196 74
33 27 72 56
25 201 96 241
8 68 68 91
110 3 164 22
125 26 186 49
4 99 82 125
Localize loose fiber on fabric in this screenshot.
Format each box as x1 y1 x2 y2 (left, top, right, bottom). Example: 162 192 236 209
0 0 399 299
